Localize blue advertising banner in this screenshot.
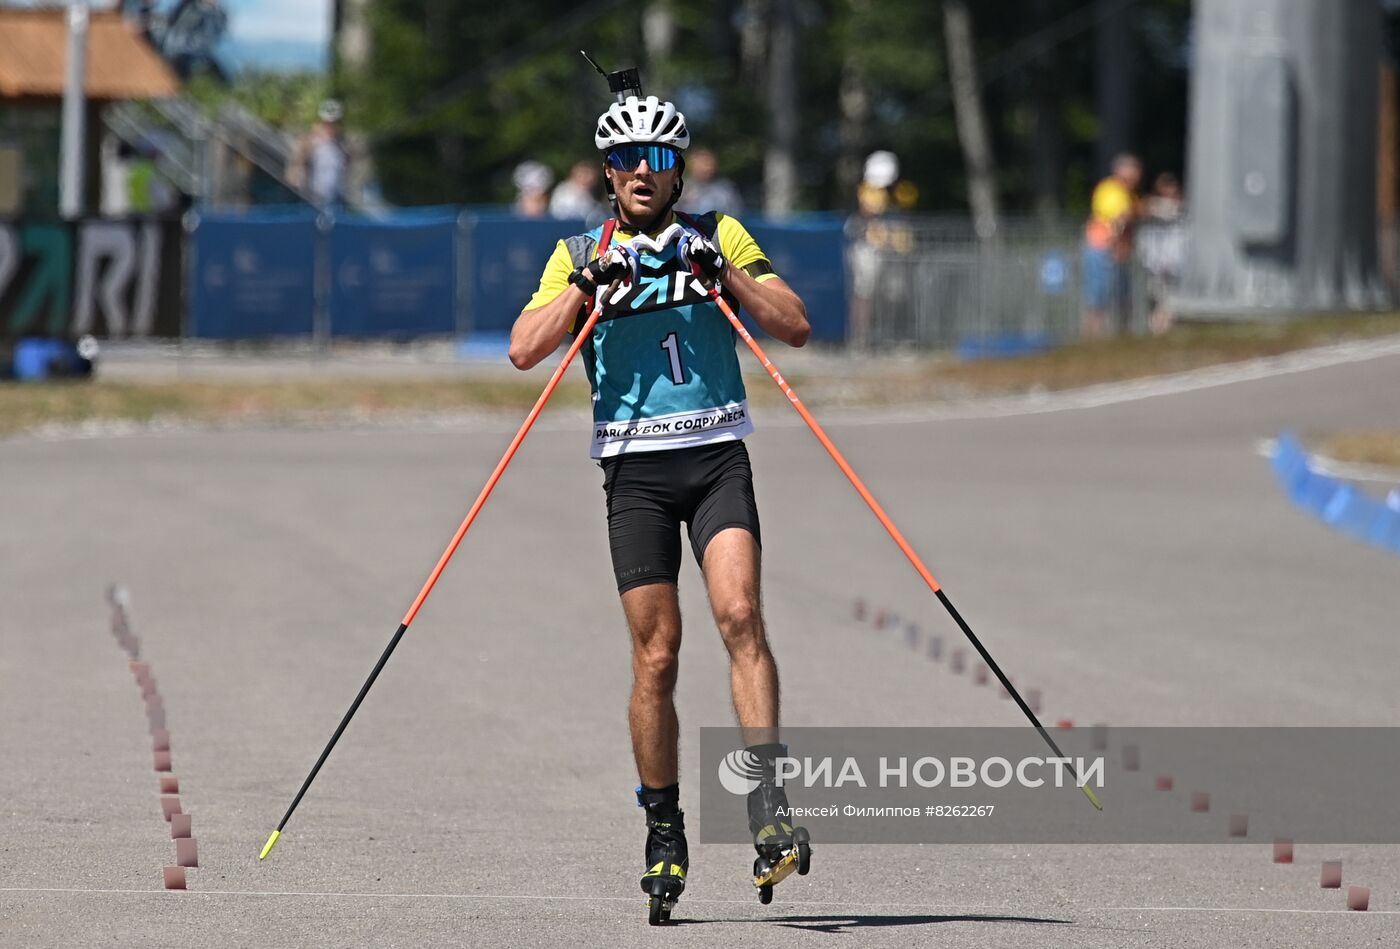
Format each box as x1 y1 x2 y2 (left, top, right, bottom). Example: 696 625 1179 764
329 209 458 337
460 213 587 336
189 210 318 338
745 216 847 343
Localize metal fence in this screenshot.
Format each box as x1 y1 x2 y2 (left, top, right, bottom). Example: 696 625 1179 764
856 215 1170 351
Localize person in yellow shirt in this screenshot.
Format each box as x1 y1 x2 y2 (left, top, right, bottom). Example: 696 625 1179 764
1082 153 1142 337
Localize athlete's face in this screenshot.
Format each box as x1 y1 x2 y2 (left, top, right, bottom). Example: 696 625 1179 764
608 159 679 224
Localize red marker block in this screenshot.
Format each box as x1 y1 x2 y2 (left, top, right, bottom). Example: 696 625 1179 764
171 813 192 839
159 775 179 794
152 729 171 752
1056 719 1074 730
1321 861 1342 889
1190 791 1210 813
175 838 199 868
141 681 159 700
160 795 181 821
154 750 173 772
1347 885 1370 911
874 608 888 629
1273 839 1294 864
1228 813 1248 838
1154 775 1173 791
1091 724 1108 751
974 664 989 686
1026 689 1042 715
128 661 148 677
162 866 187 890
1122 744 1140 772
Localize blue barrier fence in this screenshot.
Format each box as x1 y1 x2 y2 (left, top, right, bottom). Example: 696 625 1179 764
188 207 850 343
190 209 318 338
330 209 459 337
1271 433 1400 557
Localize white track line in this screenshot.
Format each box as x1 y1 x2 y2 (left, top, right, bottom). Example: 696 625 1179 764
1 886 1392 916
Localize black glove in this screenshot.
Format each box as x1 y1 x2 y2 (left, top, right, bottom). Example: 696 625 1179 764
680 234 725 281
570 246 634 296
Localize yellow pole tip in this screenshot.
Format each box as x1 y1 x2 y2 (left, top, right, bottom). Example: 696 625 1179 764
259 830 281 860
1081 784 1104 811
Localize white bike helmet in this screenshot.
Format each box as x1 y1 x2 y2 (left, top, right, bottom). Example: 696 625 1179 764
594 95 690 151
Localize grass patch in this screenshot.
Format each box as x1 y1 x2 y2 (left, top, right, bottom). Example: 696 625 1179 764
3 312 1400 436
0 377 596 436
1314 431 1400 472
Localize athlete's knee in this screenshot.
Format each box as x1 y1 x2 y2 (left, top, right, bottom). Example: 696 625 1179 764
633 639 681 693
715 598 765 654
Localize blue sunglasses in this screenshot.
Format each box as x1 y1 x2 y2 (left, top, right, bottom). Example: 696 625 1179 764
605 144 680 172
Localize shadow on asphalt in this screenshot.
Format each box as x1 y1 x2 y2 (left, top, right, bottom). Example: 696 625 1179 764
672 913 1073 933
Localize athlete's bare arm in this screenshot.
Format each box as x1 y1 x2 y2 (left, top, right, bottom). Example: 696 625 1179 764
508 286 589 371
719 267 809 348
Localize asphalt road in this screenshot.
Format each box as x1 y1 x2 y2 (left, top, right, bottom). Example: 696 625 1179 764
3 345 1399 947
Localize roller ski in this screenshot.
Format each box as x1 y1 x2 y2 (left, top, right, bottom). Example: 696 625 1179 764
746 744 812 905
637 785 688 926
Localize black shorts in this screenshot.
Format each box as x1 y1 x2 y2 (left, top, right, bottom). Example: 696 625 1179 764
600 440 762 593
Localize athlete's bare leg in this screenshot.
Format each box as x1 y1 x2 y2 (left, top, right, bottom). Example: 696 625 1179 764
702 527 779 747
621 581 683 788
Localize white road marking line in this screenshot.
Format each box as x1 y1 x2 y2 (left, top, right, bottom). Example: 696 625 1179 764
1 886 1392 915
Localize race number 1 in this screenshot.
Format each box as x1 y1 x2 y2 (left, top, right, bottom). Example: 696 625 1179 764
659 331 685 384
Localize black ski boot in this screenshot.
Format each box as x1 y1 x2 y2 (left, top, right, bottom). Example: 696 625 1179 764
637 784 688 925
746 744 812 905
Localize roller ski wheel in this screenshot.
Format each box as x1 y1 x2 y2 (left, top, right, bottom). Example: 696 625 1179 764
795 825 812 875
645 879 678 926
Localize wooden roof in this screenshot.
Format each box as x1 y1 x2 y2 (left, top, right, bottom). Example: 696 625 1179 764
0 9 179 101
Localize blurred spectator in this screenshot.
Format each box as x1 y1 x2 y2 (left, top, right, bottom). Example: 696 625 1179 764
549 160 606 222
677 148 744 216
1145 171 1184 222
846 150 917 349
288 100 349 208
513 160 554 217
1140 171 1186 335
100 134 131 217
1081 152 1142 338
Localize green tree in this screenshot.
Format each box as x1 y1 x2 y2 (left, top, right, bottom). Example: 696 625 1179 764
342 0 1192 214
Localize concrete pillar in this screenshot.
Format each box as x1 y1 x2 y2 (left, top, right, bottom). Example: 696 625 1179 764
1181 0 1389 313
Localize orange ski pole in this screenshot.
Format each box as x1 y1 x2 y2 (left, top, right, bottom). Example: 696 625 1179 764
260 289 615 860
704 282 1101 811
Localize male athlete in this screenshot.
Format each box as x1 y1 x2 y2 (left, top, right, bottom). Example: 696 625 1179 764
509 87 811 920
